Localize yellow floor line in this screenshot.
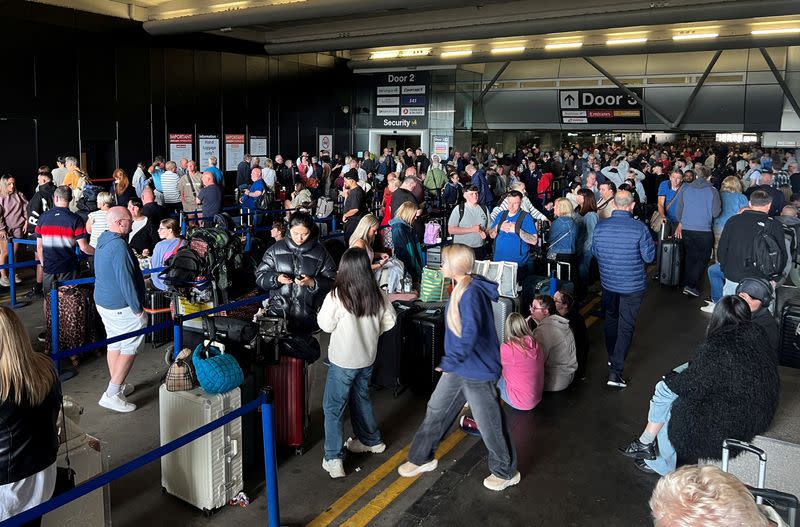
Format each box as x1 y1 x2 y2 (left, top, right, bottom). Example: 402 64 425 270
579 296 600 316
586 315 599 328
340 430 467 527
306 444 412 527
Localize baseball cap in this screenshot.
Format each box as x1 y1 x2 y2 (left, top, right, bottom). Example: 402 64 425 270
735 278 773 308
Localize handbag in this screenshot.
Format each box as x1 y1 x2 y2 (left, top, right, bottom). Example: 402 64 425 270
54 394 76 496
419 266 452 302
192 317 244 394
166 347 197 392
649 185 683 232
473 260 518 298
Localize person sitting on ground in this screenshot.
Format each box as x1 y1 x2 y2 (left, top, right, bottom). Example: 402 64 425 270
554 290 589 381
149 219 185 292
86 191 114 249
398 244 520 492
650 465 789 527
547 198 578 262
735 278 780 358
489 182 549 223
126 198 158 257
496 312 544 411
527 295 577 392
0 306 61 523
94 206 148 413
284 179 313 219
618 295 779 475
317 248 397 479
389 202 424 286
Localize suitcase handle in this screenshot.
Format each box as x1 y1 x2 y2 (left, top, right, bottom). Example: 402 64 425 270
722 439 767 501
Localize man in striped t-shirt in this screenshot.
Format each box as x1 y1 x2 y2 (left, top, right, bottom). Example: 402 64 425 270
160 161 182 214
35 186 94 293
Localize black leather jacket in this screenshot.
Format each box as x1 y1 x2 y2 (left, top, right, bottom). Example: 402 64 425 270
255 237 336 334
0 381 61 485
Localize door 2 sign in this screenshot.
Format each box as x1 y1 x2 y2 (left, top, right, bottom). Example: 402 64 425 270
559 88 644 125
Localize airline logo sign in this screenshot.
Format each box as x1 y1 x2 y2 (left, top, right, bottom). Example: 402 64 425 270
559 88 644 125
372 71 429 129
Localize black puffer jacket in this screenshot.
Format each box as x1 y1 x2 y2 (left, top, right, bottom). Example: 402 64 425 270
0 381 61 485
255 237 337 334
666 322 780 463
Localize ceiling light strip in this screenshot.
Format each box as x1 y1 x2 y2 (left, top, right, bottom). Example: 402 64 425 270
606 37 648 45
441 50 473 58
545 42 583 50
673 33 719 41
491 46 526 54
752 28 800 35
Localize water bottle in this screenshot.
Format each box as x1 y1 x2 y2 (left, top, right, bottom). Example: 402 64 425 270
549 274 558 296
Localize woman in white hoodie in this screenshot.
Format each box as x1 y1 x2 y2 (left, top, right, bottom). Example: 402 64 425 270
317 247 397 479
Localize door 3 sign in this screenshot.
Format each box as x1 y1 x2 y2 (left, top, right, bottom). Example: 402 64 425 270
559 88 644 125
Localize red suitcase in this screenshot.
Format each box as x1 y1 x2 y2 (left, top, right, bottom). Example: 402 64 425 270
263 355 308 453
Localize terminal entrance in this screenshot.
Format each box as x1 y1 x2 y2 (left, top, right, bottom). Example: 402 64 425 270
380 134 420 154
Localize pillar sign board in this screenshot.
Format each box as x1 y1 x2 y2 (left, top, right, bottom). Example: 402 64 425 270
319 134 333 153
559 88 644 125
199 135 220 165
168 133 192 164
372 71 429 129
224 134 246 171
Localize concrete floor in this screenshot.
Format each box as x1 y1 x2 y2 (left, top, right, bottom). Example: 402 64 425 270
3 272 713 527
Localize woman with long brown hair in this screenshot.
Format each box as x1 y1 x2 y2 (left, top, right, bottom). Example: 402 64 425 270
0 175 28 287
0 306 61 523
398 244 520 491
111 168 137 207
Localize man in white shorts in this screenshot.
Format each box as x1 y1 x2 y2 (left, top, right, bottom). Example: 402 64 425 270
93 206 147 412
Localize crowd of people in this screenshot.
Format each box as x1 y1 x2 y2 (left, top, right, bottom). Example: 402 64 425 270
0 139 795 524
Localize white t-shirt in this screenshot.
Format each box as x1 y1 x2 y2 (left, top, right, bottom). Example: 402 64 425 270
130 217 148 241
0 462 56 521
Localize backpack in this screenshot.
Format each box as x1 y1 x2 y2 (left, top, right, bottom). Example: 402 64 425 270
188 227 243 297
495 210 529 237
424 221 442 245
316 197 334 218
752 219 783 280
214 212 236 232
160 247 211 301
255 187 275 209
457 202 489 225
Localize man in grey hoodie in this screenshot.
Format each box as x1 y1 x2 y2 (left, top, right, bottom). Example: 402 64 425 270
675 170 721 298
94 206 147 413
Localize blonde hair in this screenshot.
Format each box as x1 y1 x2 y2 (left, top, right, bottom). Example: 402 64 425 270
720 176 742 194
350 214 379 246
553 197 573 217
504 313 535 357
0 306 57 406
649 465 769 527
97 191 114 207
395 201 418 225
443 244 475 337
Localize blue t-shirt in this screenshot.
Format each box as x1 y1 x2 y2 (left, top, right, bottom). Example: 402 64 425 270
658 180 681 223
241 179 266 210
491 211 537 265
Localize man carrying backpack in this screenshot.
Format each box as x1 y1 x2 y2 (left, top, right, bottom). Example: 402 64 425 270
448 186 490 260
717 190 787 296
489 190 538 280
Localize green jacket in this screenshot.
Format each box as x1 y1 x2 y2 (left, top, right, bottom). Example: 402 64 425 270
424 167 447 192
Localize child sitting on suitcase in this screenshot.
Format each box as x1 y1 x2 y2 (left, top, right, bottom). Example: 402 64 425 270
317 248 397 478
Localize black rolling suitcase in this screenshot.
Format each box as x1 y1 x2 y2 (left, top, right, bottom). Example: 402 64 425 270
145 289 172 348
658 222 682 287
372 301 422 396
402 304 446 394
779 298 800 368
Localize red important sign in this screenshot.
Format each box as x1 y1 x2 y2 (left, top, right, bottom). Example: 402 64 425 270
169 133 193 144
224 134 245 144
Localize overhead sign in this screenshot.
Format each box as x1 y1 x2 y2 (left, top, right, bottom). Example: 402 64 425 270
168 133 192 164
370 71 429 129
559 88 644 125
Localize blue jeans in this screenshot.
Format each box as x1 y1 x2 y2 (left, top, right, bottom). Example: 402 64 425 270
409 372 517 479
323 364 382 461
496 377 513 408
601 288 645 376
644 380 680 475
578 251 593 285
707 263 724 303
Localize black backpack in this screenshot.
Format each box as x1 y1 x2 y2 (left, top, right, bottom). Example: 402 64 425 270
752 218 783 280
160 247 210 300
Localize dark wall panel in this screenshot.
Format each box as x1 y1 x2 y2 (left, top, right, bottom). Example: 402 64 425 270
0 119 38 195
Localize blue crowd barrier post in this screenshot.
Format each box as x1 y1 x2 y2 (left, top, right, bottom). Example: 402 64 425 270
331 216 337 232
261 388 280 527
8 240 16 308
50 287 59 373
173 314 183 361
180 211 188 237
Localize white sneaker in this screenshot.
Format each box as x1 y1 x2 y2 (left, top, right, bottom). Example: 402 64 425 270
13 275 21 284
398 459 438 477
700 301 716 314
483 472 521 491
121 383 135 396
322 458 345 478
345 437 386 454
99 392 136 413
0 277 9 287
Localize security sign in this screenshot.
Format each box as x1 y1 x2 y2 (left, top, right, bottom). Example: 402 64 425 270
558 88 643 125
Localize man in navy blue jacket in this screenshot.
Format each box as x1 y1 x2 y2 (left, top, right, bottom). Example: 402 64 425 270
466 164 494 208
592 191 656 389
94 206 147 413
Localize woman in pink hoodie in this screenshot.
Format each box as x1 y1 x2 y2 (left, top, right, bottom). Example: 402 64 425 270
0 175 29 287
